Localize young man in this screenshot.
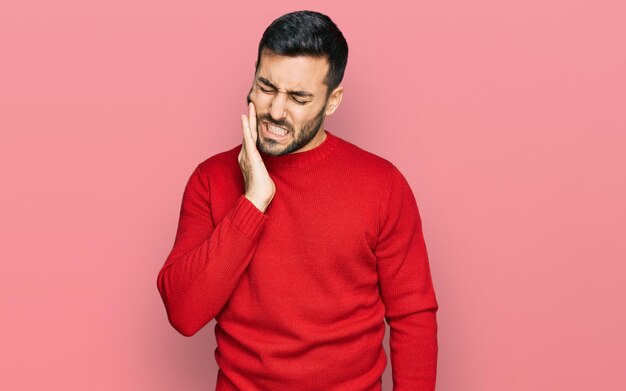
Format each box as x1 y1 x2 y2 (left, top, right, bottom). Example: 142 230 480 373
157 10 439 391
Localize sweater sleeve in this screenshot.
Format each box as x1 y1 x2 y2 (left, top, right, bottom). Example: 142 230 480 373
375 165 439 391
156 165 268 336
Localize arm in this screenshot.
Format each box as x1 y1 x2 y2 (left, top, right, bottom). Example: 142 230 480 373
156 165 268 336
375 165 439 390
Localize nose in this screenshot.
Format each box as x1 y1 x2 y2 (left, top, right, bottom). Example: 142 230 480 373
269 92 288 121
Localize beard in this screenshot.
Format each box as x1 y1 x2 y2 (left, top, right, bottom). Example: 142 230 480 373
247 92 327 156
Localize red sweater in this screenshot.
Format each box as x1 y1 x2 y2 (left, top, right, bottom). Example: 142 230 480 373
157 130 439 390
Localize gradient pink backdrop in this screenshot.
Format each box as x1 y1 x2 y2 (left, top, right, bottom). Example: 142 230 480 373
1 1 624 390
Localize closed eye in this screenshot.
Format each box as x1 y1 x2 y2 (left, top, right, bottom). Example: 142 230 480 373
257 84 308 105
258 85 273 94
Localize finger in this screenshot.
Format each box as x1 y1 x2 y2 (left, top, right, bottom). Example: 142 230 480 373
248 102 258 144
241 114 250 149
241 114 255 154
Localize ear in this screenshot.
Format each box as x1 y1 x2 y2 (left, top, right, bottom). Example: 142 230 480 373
325 86 344 116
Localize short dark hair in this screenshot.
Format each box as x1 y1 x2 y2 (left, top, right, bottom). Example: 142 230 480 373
255 10 349 99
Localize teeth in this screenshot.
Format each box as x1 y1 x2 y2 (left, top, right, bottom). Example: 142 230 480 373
267 123 287 136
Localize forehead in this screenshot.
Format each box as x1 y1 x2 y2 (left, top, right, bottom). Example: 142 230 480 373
257 50 329 91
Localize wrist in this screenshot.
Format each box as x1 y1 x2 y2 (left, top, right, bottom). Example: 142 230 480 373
245 193 269 213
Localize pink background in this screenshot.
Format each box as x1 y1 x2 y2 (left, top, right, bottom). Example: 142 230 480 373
1 1 624 390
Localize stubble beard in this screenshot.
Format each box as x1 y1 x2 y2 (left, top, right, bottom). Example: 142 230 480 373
257 106 326 156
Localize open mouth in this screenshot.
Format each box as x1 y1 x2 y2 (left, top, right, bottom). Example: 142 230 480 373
262 121 289 138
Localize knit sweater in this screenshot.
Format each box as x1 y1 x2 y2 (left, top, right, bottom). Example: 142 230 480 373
156 130 439 391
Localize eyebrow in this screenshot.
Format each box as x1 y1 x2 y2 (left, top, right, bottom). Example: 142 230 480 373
257 77 314 98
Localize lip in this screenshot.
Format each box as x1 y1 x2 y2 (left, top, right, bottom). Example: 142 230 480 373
262 121 289 140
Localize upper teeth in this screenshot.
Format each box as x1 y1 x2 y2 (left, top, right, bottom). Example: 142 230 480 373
267 123 287 136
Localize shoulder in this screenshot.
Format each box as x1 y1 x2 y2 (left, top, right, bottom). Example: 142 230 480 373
333 134 418 206
333 133 399 183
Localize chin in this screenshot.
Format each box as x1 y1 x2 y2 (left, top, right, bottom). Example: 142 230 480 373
258 140 288 156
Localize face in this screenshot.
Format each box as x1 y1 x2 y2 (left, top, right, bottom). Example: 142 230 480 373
247 49 344 156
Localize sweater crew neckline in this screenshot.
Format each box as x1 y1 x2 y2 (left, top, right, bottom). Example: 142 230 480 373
258 130 340 168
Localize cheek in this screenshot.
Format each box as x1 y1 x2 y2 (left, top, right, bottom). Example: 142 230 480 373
248 89 258 102
295 107 318 124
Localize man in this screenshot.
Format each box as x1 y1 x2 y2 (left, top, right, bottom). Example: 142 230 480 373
157 10 439 391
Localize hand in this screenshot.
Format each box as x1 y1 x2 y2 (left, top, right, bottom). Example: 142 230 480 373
238 102 276 213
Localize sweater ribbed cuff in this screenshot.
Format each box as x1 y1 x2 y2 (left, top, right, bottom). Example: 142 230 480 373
230 194 268 240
